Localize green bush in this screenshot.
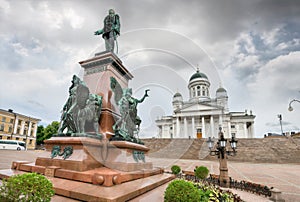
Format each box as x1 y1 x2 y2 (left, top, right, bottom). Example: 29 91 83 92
164 179 201 202
194 181 235 202
171 165 181 175
0 172 55 202
194 166 209 180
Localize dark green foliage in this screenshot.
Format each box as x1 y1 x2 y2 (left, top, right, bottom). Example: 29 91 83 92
0 172 55 202
164 179 201 202
36 125 45 145
171 165 181 175
194 181 234 202
194 166 209 180
36 121 59 145
44 121 59 140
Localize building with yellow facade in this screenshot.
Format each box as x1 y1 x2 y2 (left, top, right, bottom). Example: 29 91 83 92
0 109 40 150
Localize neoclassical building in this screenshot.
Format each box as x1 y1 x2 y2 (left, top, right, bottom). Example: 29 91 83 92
156 70 255 139
0 109 40 149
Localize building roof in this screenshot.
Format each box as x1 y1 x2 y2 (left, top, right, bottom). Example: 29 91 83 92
216 87 227 93
189 70 208 81
0 108 41 122
173 92 182 98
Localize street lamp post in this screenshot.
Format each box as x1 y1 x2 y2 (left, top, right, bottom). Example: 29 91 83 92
288 99 300 111
207 127 237 188
277 114 284 136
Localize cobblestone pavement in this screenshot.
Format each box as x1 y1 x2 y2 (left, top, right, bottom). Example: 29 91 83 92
0 150 299 201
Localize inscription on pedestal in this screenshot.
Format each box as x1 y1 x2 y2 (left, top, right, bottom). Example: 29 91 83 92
84 65 108 75
45 167 59 177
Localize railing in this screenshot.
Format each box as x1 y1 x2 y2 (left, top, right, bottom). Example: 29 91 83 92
197 173 272 198
167 172 273 199
229 177 272 197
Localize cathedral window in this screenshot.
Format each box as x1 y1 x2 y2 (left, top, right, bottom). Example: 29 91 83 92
192 88 196 97
197 86 201 96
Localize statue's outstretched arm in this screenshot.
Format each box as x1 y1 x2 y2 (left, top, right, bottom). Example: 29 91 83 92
138 89 150 103
94 29 103 35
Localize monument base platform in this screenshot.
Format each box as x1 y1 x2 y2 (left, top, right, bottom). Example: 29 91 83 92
0 136 175 200
0 169 174 202
6 137 161 187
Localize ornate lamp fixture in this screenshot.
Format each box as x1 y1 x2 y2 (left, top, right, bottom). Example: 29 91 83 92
288 99 300 111
206 127 238 188
207 127 237 159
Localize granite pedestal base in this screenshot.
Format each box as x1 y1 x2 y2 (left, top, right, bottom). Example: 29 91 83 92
7 137 161 187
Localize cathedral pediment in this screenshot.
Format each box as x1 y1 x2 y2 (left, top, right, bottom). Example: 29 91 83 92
175 102 220 113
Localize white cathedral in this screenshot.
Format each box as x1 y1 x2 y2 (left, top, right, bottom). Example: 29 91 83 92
155 69 255 139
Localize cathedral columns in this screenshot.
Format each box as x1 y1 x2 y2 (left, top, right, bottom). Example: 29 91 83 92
210 116 214 137
192 117 195 138
244 122 248 138
228 121 232 138
176 117 180 138
202 116 206 138
184 117 188 138
219 114 223 127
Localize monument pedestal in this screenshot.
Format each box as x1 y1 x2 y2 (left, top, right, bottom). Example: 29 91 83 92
79 51 133 137
10 137 160 187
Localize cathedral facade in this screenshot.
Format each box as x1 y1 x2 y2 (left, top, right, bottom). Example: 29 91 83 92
156 70 255 139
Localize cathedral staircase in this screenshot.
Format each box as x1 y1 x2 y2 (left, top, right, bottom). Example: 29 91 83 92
143 137 300 163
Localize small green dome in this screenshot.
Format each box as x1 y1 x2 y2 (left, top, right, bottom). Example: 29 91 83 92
189 70 208 81
173 92 182 98
216 87 227 93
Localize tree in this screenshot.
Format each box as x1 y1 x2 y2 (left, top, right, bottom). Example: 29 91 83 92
36 121 59 145
36 125 45 145
43 121 59 140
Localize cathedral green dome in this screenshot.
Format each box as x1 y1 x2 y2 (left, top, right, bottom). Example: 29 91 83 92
216 87 227 93
173 92 182 98
189 70 208 81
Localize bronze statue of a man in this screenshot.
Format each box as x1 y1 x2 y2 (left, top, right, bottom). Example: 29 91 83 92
94 9 120 53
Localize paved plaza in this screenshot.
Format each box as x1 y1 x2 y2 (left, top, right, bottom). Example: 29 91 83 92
0 150 299 202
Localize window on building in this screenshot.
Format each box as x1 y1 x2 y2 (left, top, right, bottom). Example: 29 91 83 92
202 90 205 96
7 137 11 140
10 119 14 123
29 139 33 145
0 124 4 131
18 120 22 125
0 136 2 139
8 126 13 133
231 125 235 129
16 137 19 140
24 129 28 135
192 88 196 97
17 128 20 134
197 128 202 133
2 117 6 122
197 86 201 96
23 138 26 142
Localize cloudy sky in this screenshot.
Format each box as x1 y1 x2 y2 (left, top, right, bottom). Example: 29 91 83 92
1 0 300 138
